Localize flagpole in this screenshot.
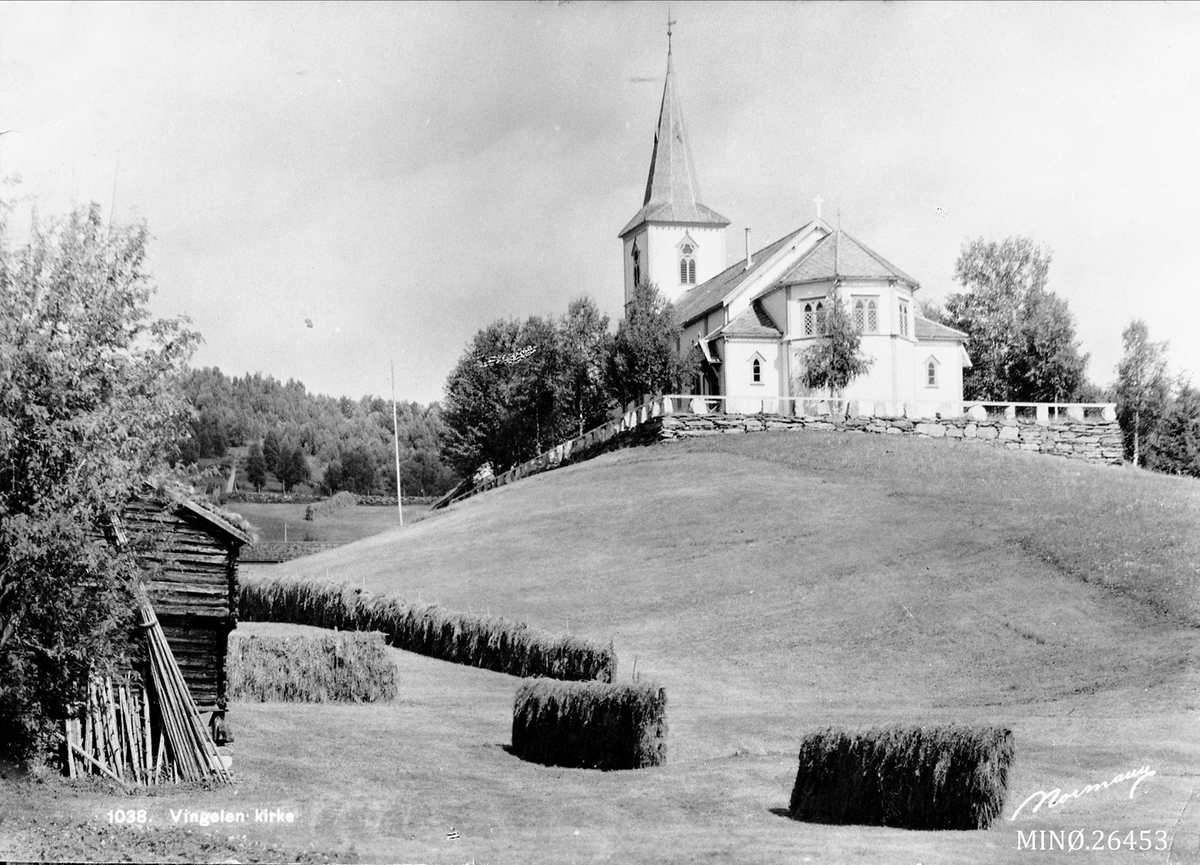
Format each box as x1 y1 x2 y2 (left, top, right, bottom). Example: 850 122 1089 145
391 360 404 527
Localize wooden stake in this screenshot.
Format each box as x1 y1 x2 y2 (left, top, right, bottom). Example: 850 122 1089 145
64 719 76 779
142 685 153 785
103 677 124 781
69 741 127 786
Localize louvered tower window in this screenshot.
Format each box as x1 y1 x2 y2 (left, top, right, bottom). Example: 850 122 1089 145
679 244 696 284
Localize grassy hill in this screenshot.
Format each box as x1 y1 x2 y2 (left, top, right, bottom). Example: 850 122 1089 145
5 430 1197 863
280 430 1198 716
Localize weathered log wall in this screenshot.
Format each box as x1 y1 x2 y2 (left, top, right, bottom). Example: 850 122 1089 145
123 498 240 710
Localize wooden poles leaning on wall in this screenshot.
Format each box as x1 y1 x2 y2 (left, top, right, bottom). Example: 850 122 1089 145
62 588 231 786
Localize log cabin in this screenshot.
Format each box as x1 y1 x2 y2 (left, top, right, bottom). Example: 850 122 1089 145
119 491 253 740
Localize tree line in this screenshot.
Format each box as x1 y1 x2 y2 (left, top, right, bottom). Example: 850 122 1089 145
177 368 459 496
441 286 695 477
923 236 1197 476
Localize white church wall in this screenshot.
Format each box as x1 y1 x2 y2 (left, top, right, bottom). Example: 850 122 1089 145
910 342 966 418
622 229 649 306
785 280 835 339
723 339 782 413
757 290 787 336
836 333 899 406
645 223 727 305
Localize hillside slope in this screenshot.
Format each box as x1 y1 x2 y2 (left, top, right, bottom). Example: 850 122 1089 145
272 430 1198 756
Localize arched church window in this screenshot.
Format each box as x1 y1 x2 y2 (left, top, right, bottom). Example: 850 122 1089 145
853 297 878 333
926 358 938 387
752 358 762 384
815 301 826 334
898 300 910 337
631 242 641 286
679 244 696 285
804 303 814 335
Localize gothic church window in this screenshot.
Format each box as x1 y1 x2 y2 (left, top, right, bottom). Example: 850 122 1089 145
898 300 910 338
854 298 878 333
679 243 696 284
631 242 641 286
752 357 762 384
804 300 827 336
926 357 939 387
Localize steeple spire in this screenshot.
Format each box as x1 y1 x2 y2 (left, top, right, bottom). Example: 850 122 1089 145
624 41 728 230
618 33 729 307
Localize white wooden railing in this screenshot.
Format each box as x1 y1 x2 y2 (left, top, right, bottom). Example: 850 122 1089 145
658 395 1118 424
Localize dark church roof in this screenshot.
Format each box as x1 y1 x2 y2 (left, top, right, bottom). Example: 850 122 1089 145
720 302 782 339
779 230 918 287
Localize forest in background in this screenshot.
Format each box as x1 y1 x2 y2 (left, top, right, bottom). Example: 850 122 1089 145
177 367 459 497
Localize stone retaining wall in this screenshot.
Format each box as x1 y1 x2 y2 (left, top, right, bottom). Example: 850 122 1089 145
660 413 1124 465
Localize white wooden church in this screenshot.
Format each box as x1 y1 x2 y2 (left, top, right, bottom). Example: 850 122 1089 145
620 46 972 418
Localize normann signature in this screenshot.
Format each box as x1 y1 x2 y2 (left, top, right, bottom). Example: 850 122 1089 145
1010 766 1156 820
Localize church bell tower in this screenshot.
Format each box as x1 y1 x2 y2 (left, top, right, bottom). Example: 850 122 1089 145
619 33 729 307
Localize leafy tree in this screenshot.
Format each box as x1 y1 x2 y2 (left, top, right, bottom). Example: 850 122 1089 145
262 430 282 476
1150 380 1200 477
1115 319 1170 467
276 445 310 493
606 282 694 408
0 203 198 762
560 297 613 435
192 410 227 458
338 446 377 494
400 449 458 497
245 442 267 492
442 316 568 476
1009 289 1089 402
796 286 873 396
946 236 1089 401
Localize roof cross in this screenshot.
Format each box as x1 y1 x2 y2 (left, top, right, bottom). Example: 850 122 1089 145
667 8 677 54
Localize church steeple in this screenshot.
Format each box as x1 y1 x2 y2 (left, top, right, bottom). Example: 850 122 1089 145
620 34 729 306
623 48 729 235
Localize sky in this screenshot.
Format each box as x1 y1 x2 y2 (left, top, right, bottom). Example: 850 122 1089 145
1 1 1198 406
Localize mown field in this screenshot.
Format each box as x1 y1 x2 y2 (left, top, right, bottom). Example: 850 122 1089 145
2 430 1198 863
231 501 432 545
